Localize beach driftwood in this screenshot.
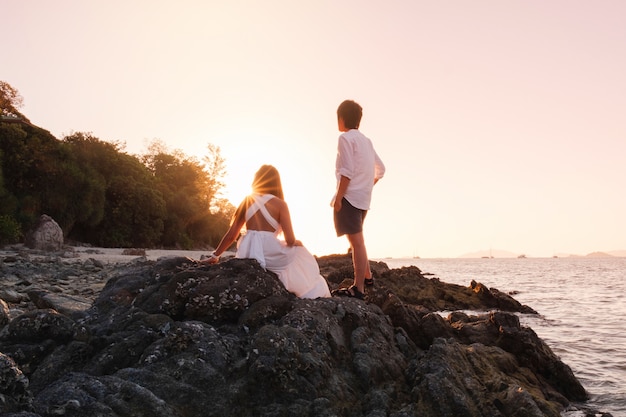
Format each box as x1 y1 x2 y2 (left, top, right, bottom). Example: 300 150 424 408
0 252 597 417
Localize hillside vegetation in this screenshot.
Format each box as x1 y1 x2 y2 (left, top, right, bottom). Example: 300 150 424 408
0 81 233 248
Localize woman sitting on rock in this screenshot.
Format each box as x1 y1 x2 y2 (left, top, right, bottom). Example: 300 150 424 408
203 165 331 299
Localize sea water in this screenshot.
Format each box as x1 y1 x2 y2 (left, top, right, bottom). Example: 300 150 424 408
375 257 626 416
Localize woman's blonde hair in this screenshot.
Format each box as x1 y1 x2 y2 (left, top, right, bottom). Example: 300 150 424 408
232 165 285 225
251 165 284 200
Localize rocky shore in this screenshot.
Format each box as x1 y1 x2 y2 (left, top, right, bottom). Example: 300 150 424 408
0 246 611 416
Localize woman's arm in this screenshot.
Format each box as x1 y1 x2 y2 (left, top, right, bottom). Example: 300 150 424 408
278 200 302 247
206 201 247 263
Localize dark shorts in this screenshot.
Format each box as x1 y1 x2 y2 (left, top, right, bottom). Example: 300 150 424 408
334 198 368 236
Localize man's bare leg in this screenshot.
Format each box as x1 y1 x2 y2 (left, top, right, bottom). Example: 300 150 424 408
347 231 369 293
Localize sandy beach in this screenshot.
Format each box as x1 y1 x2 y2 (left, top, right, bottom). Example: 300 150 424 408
0 244 236 264
72 247 214 263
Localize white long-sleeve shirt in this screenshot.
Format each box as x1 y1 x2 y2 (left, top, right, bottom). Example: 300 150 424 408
334 129 385 210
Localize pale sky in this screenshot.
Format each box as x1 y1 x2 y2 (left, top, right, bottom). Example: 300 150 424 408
4 0 626 258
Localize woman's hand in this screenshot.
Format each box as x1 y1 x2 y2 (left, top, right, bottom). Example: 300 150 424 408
200 252 220 264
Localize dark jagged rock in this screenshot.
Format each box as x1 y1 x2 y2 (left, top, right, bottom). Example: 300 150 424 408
0 253 605 417
0 353 32 413
0 300 10 327
26 291 92 319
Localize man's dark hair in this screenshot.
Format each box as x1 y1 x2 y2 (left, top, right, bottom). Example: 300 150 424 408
337 100 362 129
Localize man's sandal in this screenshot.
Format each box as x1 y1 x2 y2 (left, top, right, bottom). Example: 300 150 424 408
331 285 365 300
364 278 374 286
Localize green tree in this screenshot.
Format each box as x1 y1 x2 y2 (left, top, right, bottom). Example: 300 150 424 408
0 81 232 249
0 149 17 215
0 117 77 230
0 120 106 234
200 143 234 245
0 81 29 121
0 214 22 245
64 133 166 247
142 140 233 248
96 176 165 247
38 139 106 233
203 143 227 212
0 150 21 245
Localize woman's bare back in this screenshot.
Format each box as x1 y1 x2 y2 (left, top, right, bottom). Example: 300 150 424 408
245 197 284 232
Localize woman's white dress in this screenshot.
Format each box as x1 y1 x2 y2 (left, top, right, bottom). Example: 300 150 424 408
235 194 331 299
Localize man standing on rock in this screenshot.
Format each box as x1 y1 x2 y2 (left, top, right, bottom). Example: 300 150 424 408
330 99 385 300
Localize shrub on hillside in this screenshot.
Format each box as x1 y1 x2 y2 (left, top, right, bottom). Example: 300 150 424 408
0 214 22 245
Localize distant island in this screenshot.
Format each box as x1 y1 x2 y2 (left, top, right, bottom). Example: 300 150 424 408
458 249 626 258
564 251 621 258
